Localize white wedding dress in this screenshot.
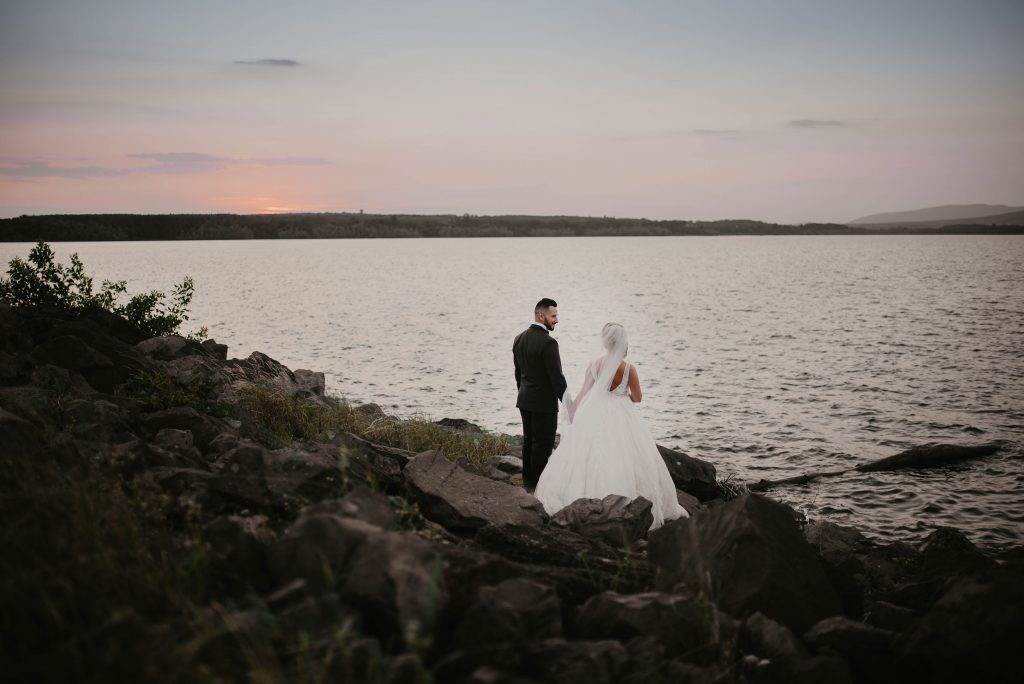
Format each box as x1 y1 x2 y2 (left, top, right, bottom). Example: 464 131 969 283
535 354 690 530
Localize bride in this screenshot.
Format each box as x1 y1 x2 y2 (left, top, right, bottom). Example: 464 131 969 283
535 322 689 529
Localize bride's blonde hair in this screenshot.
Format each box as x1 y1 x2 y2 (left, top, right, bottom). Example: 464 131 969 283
601 322 628 353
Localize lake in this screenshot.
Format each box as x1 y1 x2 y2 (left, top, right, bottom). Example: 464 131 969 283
4 235 1023 551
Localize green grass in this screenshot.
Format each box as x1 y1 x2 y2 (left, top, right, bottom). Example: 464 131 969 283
236 385 516 469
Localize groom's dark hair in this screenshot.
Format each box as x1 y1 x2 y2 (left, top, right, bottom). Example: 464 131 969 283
535 298 557 314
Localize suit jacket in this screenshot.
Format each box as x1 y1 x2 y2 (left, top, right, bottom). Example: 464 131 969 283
513 325 568 413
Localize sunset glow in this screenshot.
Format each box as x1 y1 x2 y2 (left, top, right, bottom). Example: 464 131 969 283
1 0 1022 223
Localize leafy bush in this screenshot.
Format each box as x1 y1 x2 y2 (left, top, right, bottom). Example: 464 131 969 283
0 240 205 339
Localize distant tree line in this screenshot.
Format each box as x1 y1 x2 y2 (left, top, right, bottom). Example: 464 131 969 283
0 212 1021 242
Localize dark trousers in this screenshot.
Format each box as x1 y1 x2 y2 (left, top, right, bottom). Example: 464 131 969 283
520 409 557 487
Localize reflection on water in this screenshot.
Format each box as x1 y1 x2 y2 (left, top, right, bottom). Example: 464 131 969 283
4 235 1022 550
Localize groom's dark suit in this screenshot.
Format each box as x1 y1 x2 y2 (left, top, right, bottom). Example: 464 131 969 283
513 323 568 487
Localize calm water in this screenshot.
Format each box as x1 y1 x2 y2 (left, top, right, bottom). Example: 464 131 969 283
4 236 1023 551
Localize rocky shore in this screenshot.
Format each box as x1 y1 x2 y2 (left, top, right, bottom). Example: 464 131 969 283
2 303 1021 683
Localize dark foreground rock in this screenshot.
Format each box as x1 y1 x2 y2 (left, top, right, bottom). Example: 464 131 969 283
649 494 843 633
3 301 1020 684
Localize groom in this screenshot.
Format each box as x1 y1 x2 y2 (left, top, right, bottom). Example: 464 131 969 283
513 298 568 490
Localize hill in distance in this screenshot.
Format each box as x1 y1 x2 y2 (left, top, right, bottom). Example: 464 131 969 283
849 204 1024 227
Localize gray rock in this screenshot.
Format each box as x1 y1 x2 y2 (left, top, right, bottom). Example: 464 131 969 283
0 385 57 427
656 444 719 501
293 368 325 396
135 335 203 360
0 406 46 458
153 427 194 452
855 441 1003 472
527 637 631 684
31 364 94 396
741 611 808 661
148 466 216 496
916 526 997 579
864 600 921 633
551 495 653 547
161 354 223 386
454 578 563 650
138 406 227 450
210 442 270 505
572 590 735 664
436 417 484 433
270 511 447 643
676 489 702 516
229 351 317 401
804 615 895 664
205 514 276 594
263 443 346 504
64 398 135 442
804 521 871 617
899 568 1024 682
331 431 413 489
30 334 113 373
298 485 399 530
404 450 547 533
202 339 228 360
861 541 921 600
648 494 842 634
0 349 30 385
489 453 524 475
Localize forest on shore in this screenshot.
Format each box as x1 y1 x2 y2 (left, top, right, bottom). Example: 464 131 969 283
2 212 1022 242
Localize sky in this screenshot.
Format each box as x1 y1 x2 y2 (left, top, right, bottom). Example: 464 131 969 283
1 0 1022 224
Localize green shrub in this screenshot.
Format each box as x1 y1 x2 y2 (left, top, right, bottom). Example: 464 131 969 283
0 240 205 339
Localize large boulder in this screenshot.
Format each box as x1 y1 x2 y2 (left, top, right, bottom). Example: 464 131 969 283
210 442 271 506
855 442 1002 472
63 397 136 443
804 521 872 617
29 332 142 393
881 529 997 613
551 495 653 547
226 351 328 404
804 616 896 682
204 514 276 595
298 484 399 530
656 444 719 501
916 527 997 579
897 568 1024 683
455 578 563 646
648 494 842 634
135 335 207 361
330 431 413 490
739 612 860 684
571 591 736 665
404 450 547 533
263 443 347 504
270 508 447 644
